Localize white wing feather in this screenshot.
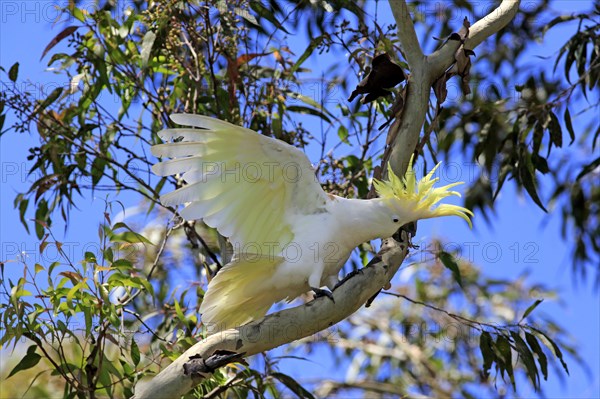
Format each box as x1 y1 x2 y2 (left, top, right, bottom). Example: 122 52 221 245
152 114 328 251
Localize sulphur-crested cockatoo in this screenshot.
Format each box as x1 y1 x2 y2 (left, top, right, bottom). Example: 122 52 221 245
151 114 472 330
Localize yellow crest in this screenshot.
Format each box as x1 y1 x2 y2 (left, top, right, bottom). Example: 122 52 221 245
373 155 473 227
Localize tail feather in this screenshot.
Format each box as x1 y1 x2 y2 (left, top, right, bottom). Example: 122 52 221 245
200 255 284 331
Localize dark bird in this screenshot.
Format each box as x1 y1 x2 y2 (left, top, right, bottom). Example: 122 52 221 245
348 53 406 103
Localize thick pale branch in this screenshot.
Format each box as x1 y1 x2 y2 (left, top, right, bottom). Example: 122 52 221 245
427 0 521 82
385 0 521 178
385 70 431 178
134 235 411 399
389 0 424 69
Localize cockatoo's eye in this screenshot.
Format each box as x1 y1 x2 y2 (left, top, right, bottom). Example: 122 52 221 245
392 216 400 223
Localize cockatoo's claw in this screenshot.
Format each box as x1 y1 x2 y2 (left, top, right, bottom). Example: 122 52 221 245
311 287 335 303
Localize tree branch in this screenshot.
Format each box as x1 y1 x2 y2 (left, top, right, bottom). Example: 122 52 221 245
389 0 424 70
427 0 521 82
385 72 431 178
134 233 411 398
384 0 521 182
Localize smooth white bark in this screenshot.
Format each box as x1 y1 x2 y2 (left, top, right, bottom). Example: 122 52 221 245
389 0 424 70
427 0 522 82
387 0 522 175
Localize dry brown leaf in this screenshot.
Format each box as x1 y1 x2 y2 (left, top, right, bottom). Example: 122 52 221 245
41 26 79 61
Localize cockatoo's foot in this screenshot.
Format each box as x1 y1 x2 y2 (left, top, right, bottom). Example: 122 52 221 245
311 287 335 303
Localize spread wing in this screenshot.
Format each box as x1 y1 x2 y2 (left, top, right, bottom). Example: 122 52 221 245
151 114 328 251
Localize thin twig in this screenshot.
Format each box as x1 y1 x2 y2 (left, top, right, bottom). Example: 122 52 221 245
381 291 522 332
123 308 171 343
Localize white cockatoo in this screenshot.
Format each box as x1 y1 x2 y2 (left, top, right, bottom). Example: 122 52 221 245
151 114 472 330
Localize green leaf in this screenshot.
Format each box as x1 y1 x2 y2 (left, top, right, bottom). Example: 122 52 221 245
153 177 167 196
272 114 283 138
289 35 325 75
8 62 19 82
35 87 64 115
67 281 87 303
84 251 97 264
272 372 316 399
11 287 32 299
140 30 156 68
48 261 60 276
548 112 562 148
112 222 133 231
104 247 114 263
563 108 575 144
543 15 579 36
7 346 42 378
71 7 87 22
576 156 600 181
97 364 114 397
34 199 49 240
534 329 569 375
234 5 258 25
99 353 120 395
520 299 543 322
107 273 142 289
139 277 154 297
439 251 463 288
34 263 45 275
250 2 290 34
173 299 186 321
111 259 133 270
493 163 511 200
83 306 93 337
131 336 140 366
16 196 30 234
75 151 87 171
565 41 577 84
511 331 539 390
110 231 153 245
532 153 549 174
494 335 515 389
479 331 495 379
343 155 361 171
518 150 547 212
337 125 349 144
91 156 106 186
532 121 543 154
287 105 331 123
525 332 548 381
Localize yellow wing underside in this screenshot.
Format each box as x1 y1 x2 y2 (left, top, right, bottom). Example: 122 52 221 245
152 115 327 254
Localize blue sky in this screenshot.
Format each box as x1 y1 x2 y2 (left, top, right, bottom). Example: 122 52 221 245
0 1 598 398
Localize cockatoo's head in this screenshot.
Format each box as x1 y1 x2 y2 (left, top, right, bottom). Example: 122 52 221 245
373 156 473 233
